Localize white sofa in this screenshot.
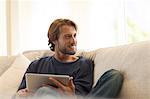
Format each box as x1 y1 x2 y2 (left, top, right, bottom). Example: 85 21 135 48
0 40 150 99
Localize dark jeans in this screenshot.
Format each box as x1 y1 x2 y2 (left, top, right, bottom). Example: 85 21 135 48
87 69 124 98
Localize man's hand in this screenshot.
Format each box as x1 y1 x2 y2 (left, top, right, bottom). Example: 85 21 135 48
16 88 30 97
48 77 75 96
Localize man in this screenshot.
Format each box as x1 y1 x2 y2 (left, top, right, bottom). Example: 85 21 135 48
16 19 123 98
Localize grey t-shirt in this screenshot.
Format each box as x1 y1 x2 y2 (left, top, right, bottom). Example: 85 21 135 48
18 56 94 96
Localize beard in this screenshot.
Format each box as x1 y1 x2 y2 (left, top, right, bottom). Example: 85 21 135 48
58 45 77 55
63 50 76 55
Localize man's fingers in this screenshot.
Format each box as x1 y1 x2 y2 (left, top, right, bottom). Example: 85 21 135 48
17 88 29 97
41 83 51 87
68 77 75 91
21 88 28 92
24 88 29 92
68 77 74 86
49 77 66 91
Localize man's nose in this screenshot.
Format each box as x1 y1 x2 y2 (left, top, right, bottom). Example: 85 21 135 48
71 37 77 45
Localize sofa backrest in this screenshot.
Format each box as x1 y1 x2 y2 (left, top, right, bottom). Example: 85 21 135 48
1 40 149 98
22 40 150 98
94 41 150 98
23 50 97 62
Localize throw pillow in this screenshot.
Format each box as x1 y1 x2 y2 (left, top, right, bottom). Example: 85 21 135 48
0 56 16 76
0 54 31 97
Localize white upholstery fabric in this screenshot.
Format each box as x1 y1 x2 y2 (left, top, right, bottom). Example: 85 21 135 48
22 41 150 98
94 41 150 98
0 54 31 97
0 41 150 98
0 56 16 76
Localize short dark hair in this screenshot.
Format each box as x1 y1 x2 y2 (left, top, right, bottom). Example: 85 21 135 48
47 19 77 51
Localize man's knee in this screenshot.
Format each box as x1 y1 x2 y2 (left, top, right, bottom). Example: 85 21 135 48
37 86 50 91
89 69 124 97
102 69 124 96
109 69 124 83
35 86 54 95
34 86 61 98
97 69 124 87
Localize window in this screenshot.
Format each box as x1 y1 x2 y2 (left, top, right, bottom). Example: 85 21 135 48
0 0 7 55
125 0 150 43
1 0 150 55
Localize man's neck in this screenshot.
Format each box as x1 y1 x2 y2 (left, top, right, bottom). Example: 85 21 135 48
54 52 78 63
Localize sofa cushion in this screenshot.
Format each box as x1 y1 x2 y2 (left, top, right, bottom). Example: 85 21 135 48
23 50 54 61
94 41 150 98
23 49 93 61
0 56 16 76
0 54 31 97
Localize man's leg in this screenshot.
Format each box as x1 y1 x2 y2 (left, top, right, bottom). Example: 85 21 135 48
33 86 62 99
88 69 124 98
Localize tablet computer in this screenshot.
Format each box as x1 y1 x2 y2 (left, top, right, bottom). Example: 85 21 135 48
25 73 70 92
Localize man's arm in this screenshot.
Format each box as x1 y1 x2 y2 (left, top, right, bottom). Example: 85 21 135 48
74 59 94 96
17 60 39 96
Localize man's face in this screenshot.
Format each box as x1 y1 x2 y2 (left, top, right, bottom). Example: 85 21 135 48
54 25 77 55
